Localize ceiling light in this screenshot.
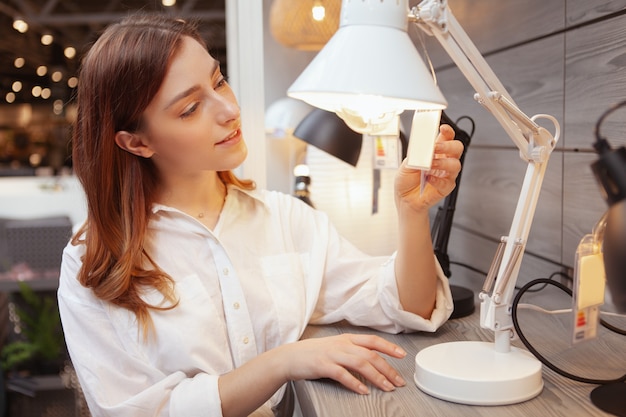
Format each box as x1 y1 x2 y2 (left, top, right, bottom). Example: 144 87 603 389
14 57 25 68
32 86 42 97
12 81 23 92
13 19 28 33
64 46 76 59
37 65 48 76
41 88 51 99
53 99 64 115
29 153 42 166
6 92 16 103
162 0 176 6
51 71 63 82
41 34 54 45
312 1 326 21
67 77 78 88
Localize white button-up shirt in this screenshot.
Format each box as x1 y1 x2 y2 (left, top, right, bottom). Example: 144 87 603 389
58 186 453 417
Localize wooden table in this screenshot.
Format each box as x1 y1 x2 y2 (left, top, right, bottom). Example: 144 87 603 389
294 293 626 417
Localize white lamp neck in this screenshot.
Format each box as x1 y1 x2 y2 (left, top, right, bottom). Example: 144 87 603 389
340 0 409 31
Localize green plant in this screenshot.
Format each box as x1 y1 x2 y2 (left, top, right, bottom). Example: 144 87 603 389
1 282 64 373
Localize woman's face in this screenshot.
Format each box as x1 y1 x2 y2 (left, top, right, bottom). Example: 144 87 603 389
138 36 247 178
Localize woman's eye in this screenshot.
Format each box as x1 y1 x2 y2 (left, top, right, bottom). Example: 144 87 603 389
180 102 199 119
215 76 229 89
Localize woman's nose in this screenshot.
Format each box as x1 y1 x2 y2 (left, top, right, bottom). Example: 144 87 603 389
215 92 240 125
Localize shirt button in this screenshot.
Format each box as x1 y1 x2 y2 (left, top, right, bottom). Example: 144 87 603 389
223 267 229 275
233 302 240 310
243 337 249 344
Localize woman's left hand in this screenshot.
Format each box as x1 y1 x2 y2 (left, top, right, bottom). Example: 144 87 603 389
395 124 463 212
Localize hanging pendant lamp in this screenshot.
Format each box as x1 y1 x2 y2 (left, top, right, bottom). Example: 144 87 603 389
269 0 340 51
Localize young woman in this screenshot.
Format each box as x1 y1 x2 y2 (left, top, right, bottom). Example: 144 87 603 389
58 14 463 417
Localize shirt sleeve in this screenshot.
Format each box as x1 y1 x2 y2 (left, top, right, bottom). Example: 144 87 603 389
57 244 224 417
306 206 454 334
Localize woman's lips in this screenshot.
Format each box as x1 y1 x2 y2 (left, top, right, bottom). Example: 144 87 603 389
216 128 241 145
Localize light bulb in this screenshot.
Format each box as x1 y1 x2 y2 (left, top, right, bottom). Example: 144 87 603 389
13 19 28 33
41 34 54 45
312 2 326 21
293 164 310 177
64 46 76 59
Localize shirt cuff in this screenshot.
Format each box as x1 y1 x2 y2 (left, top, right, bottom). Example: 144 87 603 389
170 372 222 417
378 253 454 333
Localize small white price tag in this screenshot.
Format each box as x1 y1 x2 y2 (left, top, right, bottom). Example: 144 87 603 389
572 238 606 345
371 135 402 169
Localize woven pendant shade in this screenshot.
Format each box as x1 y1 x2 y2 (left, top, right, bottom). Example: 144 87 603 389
269 0 340 51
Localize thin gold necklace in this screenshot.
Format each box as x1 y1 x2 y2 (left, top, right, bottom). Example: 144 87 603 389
197 186 226 219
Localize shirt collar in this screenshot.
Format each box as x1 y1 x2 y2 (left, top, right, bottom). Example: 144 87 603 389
150 183 267 215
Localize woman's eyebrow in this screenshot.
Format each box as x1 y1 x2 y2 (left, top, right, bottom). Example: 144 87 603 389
163 85 201 110
163 60 219 110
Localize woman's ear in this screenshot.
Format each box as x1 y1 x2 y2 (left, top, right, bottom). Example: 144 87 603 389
114 131 155 158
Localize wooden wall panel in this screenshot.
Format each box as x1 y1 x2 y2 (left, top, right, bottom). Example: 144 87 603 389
562 152 608 266
422 31 566 267
561 12 626 267
566 0 626 26
564 13 626 149
410 0 565 68
434 34 565 148
433 2 625 275
453 147 563 263
445 227 566 300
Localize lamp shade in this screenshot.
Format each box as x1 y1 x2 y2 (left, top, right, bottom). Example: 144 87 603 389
592 144 626 312
294 108 363 166
265 97 313 139
287 0 447 134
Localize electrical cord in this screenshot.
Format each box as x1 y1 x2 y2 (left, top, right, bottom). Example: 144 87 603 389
516 270 573 293
594 99 626 152
516 303 626 318
454 115 476 139
512 278 626 385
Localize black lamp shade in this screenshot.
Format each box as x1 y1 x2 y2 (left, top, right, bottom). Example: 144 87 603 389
603 199 626 312
293 109 363 166
592 144 626 312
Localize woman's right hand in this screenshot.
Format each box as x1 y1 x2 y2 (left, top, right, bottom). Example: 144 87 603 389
280 333 407 394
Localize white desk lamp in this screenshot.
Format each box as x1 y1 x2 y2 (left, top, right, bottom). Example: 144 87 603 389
288 0 561 405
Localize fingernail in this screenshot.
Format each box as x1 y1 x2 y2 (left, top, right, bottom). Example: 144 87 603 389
383 379 395 391
395 375 406 386
359 384 370 395
395 347 406 357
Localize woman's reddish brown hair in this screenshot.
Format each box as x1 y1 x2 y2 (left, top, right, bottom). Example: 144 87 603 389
71 14 253 336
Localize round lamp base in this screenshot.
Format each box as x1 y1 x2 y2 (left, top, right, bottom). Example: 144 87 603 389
414 341 543 405
590 383 626 417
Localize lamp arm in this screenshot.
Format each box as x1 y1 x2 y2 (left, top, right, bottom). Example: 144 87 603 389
412 0 561 343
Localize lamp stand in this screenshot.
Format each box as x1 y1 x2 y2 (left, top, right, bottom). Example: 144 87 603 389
414 339 543 405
